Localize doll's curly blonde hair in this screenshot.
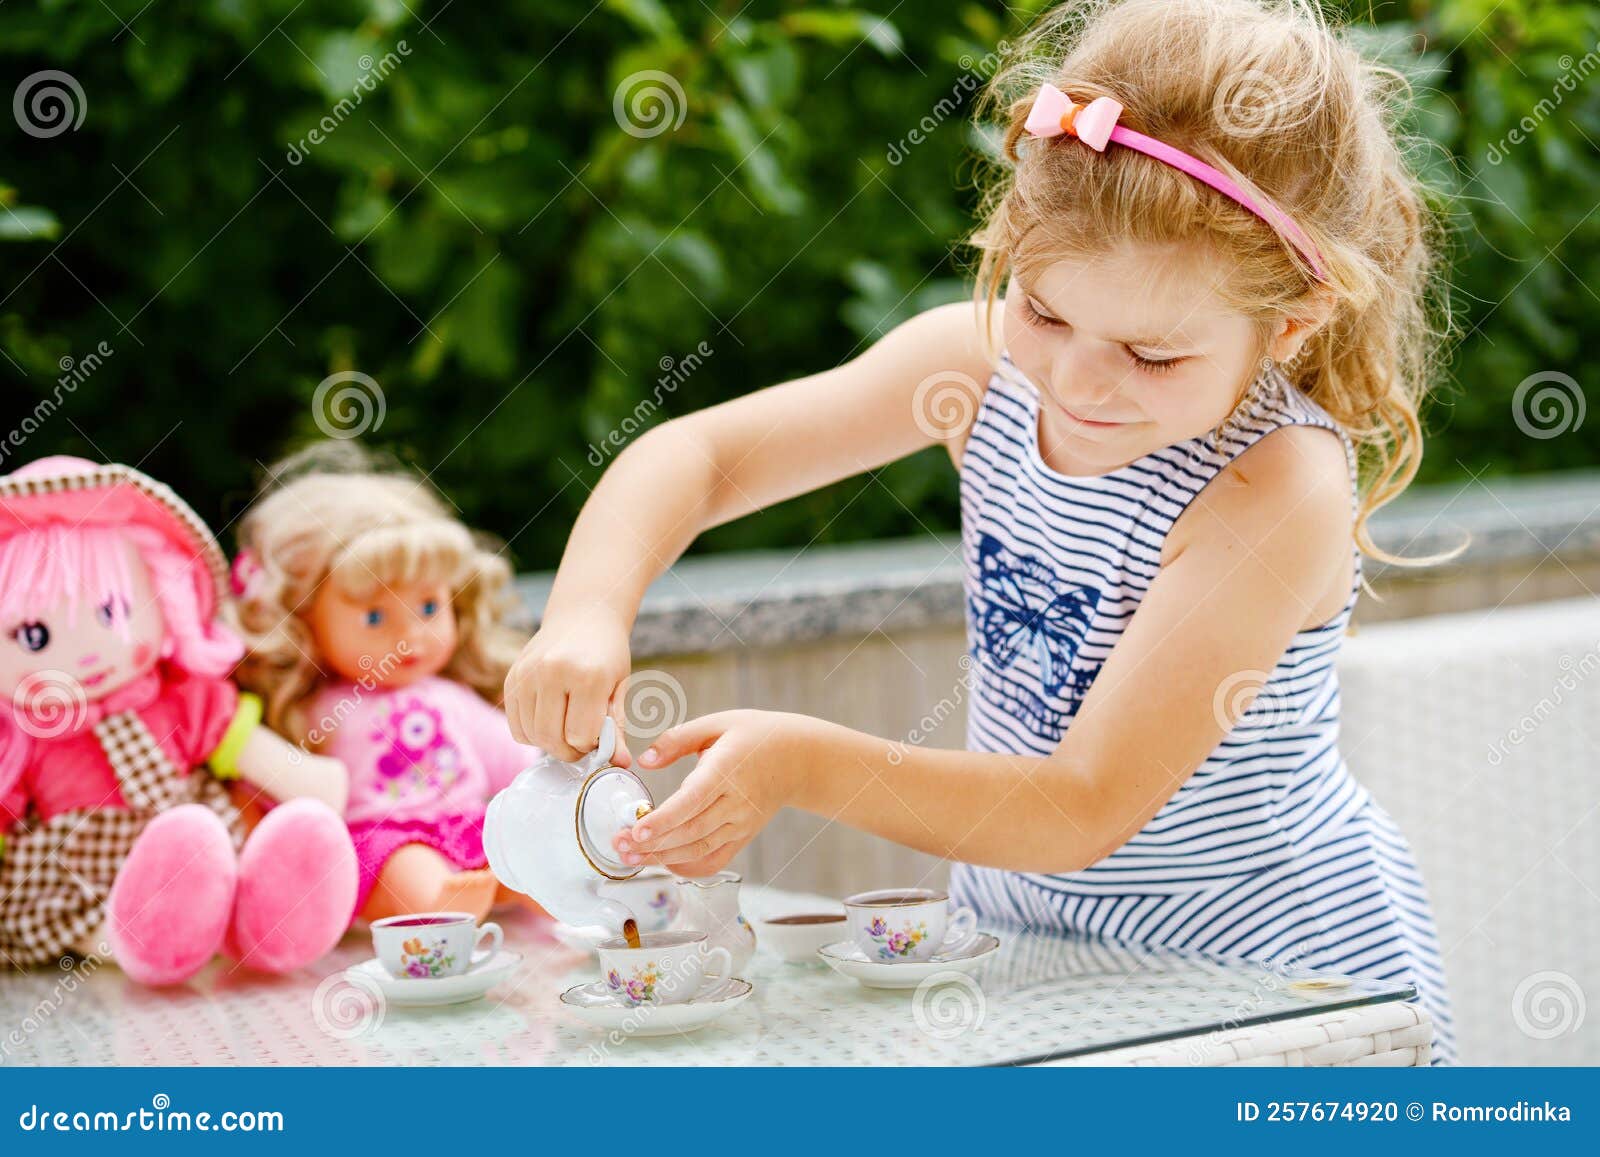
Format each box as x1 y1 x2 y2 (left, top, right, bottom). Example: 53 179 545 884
231 442 526 736
973 0 1460 568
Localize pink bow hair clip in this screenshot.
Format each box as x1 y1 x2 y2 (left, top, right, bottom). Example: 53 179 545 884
1021 82 1328 281
1023 85 1123 151
230 549 264 598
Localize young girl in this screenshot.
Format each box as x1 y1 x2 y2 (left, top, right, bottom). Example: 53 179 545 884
233 443 544 924
505 0 1455 1058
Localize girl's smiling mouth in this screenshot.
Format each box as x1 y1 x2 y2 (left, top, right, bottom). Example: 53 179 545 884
81 668 115 688
1055 398 1139 428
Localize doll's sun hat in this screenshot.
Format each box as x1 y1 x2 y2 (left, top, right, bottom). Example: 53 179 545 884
0 455 230 619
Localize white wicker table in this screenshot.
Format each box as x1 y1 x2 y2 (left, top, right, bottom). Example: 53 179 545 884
0 885 1429 1066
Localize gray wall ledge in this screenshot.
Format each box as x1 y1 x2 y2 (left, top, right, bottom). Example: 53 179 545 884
515 469 1600 659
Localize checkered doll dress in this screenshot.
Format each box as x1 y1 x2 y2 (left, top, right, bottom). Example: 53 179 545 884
950 355 1456 1062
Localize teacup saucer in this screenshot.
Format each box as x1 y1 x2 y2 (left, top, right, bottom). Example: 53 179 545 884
548 921 609 956
558 977 753 1036
818 933 1000 989
345 951 522 1007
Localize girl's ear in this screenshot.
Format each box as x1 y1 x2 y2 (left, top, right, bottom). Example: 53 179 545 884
1267 288 1336 363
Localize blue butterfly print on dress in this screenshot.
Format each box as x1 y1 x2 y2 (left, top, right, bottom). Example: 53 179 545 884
971 533 1102 698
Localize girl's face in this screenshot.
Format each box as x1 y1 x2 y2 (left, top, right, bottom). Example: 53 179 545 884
1005 244 1280 475
0 539 166 706
308 577 458 687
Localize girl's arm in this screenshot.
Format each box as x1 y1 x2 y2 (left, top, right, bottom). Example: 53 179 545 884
619 424 1355 876
505 301 998 760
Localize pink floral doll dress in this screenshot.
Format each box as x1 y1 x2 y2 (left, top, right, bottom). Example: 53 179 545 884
306 676 539 916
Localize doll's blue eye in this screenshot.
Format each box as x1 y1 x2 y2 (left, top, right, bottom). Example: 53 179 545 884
364 609 384 627
421 599 439 618
14 622 50 653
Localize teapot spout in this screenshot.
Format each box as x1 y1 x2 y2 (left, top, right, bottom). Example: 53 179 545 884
595 897 636 935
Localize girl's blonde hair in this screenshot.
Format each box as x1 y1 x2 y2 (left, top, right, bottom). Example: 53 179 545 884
974 0 1459 567
232 441 526 736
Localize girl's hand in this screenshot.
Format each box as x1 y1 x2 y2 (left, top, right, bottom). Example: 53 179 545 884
504 607 634 765
614 710 817 877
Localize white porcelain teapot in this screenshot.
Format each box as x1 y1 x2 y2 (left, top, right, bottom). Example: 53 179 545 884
482 717 655 931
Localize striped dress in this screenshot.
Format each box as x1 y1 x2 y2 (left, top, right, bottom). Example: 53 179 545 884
950 354 1455 1062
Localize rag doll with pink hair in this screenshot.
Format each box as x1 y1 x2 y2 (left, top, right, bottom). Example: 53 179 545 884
0 457 356 984
232 442 546 925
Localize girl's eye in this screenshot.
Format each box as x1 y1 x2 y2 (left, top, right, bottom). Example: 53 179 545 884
420 599 439 618
14 622 50 653
1128 350 1185 376
1021 296 1067 329
364 609 384 628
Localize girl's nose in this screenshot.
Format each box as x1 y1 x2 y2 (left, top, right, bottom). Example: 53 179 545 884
78 653 101 668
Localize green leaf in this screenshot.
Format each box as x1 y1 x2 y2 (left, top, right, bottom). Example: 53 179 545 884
658 230 727 300
724 33 801 111
713 100 804 214
606 0 681 42
447 256 520 378
374 209 454 293
0 206 60 241
332 185 390 241
782 10 904 58
125 31 194 102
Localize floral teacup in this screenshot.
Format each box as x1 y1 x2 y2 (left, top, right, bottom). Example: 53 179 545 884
844 888 979 963
371 912 503 979
596 930 732 1006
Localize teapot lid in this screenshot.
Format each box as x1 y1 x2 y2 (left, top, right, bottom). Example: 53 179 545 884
573 719 654 881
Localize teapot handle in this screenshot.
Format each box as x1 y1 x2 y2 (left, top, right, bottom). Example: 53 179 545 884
589 715 617 770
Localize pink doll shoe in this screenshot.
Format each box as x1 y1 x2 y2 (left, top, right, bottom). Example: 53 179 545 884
104 804 239 986
226 798 357 973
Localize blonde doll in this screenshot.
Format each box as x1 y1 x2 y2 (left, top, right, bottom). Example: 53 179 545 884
233 442 542 924
506 0 1458 1060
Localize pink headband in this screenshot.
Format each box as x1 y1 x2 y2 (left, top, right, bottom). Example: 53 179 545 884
1023 84 1328 281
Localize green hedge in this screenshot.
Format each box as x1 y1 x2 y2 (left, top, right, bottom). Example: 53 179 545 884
2 0 1594 568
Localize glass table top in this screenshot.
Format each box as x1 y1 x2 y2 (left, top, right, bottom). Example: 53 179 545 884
0 885 1413 1067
